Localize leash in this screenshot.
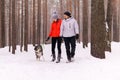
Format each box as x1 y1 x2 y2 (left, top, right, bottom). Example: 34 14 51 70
41 44 45 49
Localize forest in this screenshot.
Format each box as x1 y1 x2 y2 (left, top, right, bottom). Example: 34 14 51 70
0 0 120 59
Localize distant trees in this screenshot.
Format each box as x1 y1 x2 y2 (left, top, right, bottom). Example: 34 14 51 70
0 0 119 57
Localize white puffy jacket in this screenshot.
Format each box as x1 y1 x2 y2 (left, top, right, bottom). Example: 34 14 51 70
60 17 79 37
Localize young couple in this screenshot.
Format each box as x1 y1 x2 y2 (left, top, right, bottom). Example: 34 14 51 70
46 11 79 63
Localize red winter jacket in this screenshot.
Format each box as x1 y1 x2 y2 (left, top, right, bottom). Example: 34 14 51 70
49 19 62 37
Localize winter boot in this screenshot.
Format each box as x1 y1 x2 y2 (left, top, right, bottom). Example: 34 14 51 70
56 54 61 63
51 54 56 62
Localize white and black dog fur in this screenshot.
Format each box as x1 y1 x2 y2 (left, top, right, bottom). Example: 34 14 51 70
34 45 44 61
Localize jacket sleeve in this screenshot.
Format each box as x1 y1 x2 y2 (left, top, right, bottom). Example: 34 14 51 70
60 21 64 37
74 20 79 34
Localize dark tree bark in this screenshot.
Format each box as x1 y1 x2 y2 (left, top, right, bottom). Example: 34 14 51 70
0 0 1 47
43 0 47 43
9 0 12 52
24 0 28 51
77 0 80 42
33 0 36 46
91 0 106 59
20 0 24 52
74 0 77 19
0 0 5 47
60 0 63 18
66 0 72 12
106 0 112 52
12 0 16 54
119 0 120 41
112 0 119 42
37 0 41 44
82 0 88 48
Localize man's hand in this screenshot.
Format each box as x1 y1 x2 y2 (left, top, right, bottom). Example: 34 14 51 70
76 34 79 40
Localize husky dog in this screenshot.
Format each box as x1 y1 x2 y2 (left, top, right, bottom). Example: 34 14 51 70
34 45 44 61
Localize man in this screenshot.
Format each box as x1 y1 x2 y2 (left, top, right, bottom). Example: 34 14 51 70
46 12 62 63
60 11 79 63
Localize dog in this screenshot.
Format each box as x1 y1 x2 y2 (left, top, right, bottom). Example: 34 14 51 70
34 45 44 61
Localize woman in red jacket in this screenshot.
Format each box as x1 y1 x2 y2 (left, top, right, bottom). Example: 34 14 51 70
46 12 62 63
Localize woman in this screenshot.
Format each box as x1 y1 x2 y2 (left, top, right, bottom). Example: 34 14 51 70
46 12 62 63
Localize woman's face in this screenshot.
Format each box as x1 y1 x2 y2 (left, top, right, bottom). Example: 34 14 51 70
53 19 57 22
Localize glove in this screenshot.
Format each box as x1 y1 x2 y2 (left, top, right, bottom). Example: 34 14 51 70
60 37 64 43
76 34 79 39
46 37 50 41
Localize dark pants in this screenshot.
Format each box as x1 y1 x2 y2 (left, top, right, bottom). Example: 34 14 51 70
64 36 76 60
52 37 62 56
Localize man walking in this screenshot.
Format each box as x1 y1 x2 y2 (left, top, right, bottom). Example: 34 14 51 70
60 11 79 63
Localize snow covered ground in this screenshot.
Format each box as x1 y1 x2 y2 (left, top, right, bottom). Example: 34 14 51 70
0 42 120 80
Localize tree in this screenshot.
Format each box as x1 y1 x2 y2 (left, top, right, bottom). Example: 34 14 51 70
66 0 72 12
24 0 28 51
91 0 106 59
82 0 89 48
106 0 113 52
33 0 36 46
0 0 5 47
37 0 41 44
12 0 16 54
112 0 119 42
20 0 24 52
43 0 47 43
9 0 12 52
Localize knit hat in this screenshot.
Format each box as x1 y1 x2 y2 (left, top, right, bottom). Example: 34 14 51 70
52 12 58 19
64 11 71 17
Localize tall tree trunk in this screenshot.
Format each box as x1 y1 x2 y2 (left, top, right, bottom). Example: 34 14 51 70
106 0 112 52
60 0 63 18
91 0 106 59
74 0 77 19
12 0 16 54
24 0 28 51
77 0 80 42
66 0 72 12
82 0 88 48
9 0 12 52
112 0 119 42
20 0 24 52
0 0 1 47
43 0 47 43
37 0 41 44
119 0 120 41
1 0 5 47
33 0 36 46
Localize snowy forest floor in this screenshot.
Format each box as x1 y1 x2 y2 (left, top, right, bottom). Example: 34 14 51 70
0 42 120 80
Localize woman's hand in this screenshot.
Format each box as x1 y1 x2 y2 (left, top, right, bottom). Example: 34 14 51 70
46 37 50 42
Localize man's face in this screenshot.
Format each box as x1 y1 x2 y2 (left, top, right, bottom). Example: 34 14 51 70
64 14 69 19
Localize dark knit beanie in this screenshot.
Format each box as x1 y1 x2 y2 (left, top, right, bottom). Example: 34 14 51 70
64 11 71 17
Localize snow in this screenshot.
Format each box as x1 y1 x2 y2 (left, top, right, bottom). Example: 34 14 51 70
0 42 120 80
